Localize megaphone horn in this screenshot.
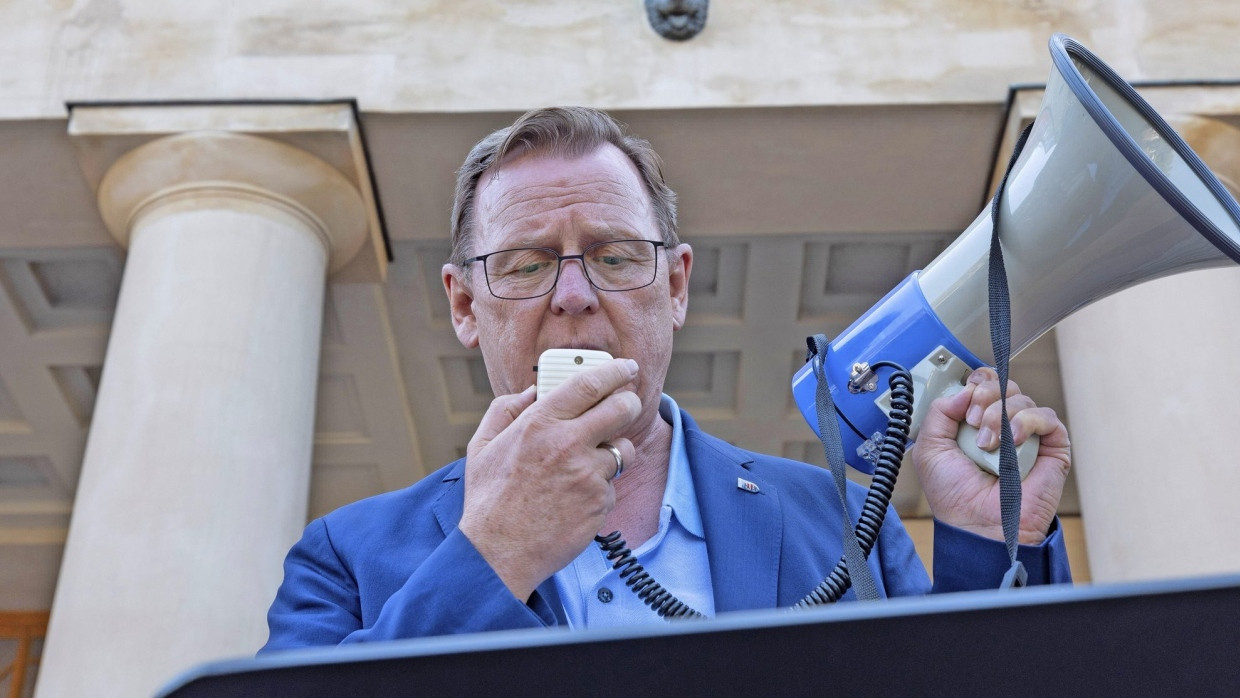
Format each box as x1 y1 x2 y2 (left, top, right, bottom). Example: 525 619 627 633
793 33 1240 477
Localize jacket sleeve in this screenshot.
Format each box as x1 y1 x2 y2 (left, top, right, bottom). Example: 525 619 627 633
929 517 1073 592
872 509 1072 598
260 519 559 653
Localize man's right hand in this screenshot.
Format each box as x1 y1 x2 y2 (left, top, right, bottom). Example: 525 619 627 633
457 358 642 602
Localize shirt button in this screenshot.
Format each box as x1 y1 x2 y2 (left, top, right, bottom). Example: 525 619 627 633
597 587 614 603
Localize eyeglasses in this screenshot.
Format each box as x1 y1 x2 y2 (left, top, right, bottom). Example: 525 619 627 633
464 239 667 300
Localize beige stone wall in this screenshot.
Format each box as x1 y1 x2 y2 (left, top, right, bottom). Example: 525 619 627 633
4 1 1239 119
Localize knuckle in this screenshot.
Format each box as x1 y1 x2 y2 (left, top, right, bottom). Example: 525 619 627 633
619 391 642 417
485 393 512 415
973 382 997 399
576 370 608 399
500 397 525 421
970 366 997 383
598 391 641 424
1010 394 1036 410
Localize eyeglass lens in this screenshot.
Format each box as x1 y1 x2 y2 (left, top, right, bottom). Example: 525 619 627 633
484 240 660 299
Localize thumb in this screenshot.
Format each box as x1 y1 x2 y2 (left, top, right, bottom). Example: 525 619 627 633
472 385 537 453
918 383 974 442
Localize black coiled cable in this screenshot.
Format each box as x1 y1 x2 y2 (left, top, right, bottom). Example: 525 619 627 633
794 360 914 607
594 360 912 617
594 531 705 619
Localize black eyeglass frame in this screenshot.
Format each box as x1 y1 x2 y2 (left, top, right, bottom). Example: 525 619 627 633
463 239 669 300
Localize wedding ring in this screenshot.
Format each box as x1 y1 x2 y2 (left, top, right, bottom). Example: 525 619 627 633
599 441 624 480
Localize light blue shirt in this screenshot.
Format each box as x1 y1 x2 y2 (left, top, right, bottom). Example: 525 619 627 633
552 394 716 627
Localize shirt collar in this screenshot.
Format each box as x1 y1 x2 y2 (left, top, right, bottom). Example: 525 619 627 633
658 394 703 539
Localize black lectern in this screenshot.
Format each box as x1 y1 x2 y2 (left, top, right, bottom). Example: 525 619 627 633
159 574 1240 697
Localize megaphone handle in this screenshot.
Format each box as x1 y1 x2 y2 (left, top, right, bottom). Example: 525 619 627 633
924 381 1039 480
955 425 1039 480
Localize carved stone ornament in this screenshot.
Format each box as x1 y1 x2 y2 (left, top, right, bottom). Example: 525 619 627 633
645 0 708 41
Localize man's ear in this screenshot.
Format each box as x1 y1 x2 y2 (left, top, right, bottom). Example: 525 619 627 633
443 264 480 348
668 243 693 331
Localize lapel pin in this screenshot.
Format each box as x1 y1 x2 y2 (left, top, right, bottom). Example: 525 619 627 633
737 477 759 493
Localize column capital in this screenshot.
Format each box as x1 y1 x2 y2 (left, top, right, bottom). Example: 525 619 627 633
68 103 387 281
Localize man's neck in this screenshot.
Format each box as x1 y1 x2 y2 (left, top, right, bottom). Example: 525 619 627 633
601 411 672 548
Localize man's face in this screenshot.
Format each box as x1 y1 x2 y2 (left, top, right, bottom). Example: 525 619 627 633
443 143 692 429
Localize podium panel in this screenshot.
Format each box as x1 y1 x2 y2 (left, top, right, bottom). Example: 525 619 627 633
161 575 1240 697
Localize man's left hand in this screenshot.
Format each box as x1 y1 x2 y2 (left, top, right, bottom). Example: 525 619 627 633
912 367 1072 545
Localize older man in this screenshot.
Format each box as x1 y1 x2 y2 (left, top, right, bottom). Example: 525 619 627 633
261 107 1072 650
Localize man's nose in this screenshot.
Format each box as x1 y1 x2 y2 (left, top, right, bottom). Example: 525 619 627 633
550 259 599 314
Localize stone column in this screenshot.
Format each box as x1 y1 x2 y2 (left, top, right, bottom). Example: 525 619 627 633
1055 117 1240 583
37 130 369 697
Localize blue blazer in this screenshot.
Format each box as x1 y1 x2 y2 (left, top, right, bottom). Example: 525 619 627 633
262 409 1070 652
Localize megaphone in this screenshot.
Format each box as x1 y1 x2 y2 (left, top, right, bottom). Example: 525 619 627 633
792 34 1240 477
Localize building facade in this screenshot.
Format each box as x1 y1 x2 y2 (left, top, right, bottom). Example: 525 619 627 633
1 2 1238 695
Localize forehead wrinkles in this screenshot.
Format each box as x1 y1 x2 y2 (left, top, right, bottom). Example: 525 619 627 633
477 169 651 238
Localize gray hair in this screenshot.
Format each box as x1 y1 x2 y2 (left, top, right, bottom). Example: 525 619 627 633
449 106 680 265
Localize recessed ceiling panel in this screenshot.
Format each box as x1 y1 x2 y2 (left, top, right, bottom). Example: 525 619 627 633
685 241 747 320
0 249 122 331
0 377 27 430
48 366 101 429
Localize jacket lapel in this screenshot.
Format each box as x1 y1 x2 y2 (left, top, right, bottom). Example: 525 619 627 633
681 410 783 613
